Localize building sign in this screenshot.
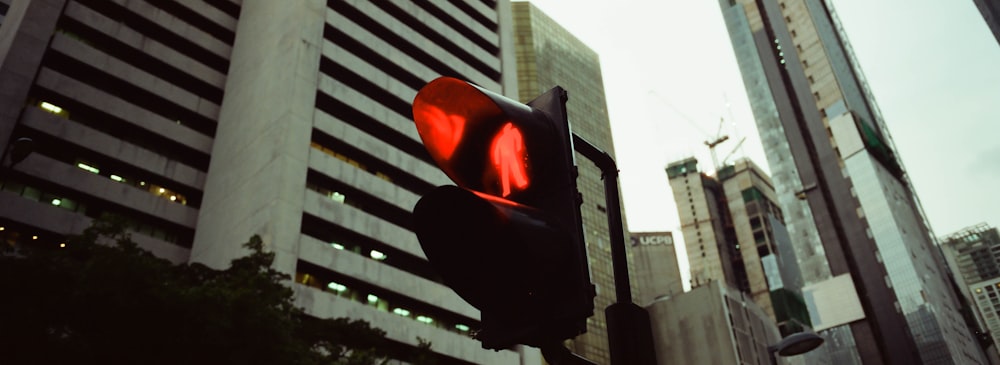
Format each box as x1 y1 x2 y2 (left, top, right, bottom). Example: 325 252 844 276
631 232 674 246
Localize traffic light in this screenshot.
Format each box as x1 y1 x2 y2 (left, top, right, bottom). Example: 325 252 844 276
411 76 594 350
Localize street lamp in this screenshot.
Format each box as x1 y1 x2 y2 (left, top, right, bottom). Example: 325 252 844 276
768 332 824 365
6 137 34 168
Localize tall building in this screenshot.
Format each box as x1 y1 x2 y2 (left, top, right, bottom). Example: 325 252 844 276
718 0 986 364
631 231 683 306
510 2 630 363
973 0 1000 45
942 224 1000 287
667 157 809 336
941 224 1000 355
0 0 530 363
666 157 743 291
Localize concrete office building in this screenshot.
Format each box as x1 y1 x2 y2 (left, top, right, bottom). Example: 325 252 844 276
941 224 1000 355
0 0 533 363
666 157 742 291
511 2 632 363
667 157 809 336
647 280 783 365
942 224 1000 292
719 0 985 363
631 231 683 306
974 0 1000 45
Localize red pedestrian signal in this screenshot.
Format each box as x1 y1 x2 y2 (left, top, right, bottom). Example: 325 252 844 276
411 77 594 350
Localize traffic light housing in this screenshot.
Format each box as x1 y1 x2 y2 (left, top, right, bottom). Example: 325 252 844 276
411 77 594 349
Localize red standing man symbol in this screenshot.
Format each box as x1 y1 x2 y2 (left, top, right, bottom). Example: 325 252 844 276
491 122 529 197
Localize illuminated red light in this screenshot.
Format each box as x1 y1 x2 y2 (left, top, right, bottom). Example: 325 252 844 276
490 122 529 197
412 104 465 161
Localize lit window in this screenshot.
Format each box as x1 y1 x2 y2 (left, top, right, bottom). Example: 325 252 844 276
110 175 124 182
51 199 61 206
455 324 470 332
370 250 387 261
77 163 99 174
393 308 410 317
59 243 66 248
158 188 166 194
169 196 177 201
326 282 347 292
0 227 5 231
416 316 433 324
31 235 38 240
40 101 63 114
367 294 379 303
331 243 345 250
330 192 345 203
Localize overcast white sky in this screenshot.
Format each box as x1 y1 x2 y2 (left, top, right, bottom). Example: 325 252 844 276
523 0 1000 286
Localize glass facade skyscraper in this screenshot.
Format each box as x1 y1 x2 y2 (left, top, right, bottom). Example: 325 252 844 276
511 3 632 362
718 0 987 364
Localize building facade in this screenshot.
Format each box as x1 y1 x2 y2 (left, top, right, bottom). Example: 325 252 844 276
0 0 535 363
667 157 809 336
941 224 1000 355
718 0 986 364
666 157 742 291
510 3 631 363
631 231 683 306
646 280 784 365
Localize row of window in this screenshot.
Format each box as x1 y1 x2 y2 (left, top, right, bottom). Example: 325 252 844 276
300 214 441 284
1 176 187 246
295 271 474 336
2 179 87 215
1 225 68 251
31 100 192 207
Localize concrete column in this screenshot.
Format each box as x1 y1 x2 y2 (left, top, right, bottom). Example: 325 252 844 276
0 0 66 160
191 0 325 273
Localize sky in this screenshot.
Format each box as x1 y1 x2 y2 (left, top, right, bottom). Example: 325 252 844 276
522 0 1000 287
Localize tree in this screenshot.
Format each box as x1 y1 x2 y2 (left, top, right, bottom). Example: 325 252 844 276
0 215 426 365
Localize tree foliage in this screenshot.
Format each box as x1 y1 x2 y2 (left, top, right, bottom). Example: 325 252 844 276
0 216 404 365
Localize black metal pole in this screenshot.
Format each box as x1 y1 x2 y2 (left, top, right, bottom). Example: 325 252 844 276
572 133 656 365
571 134 631 303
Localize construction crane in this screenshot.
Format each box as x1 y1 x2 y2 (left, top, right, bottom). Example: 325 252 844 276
704 117 729 171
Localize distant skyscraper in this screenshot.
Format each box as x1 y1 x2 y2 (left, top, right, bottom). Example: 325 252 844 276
941 224 1000 355
631 231 683 305
511 2 629 363
667 157 809 336
1 0 526 363
973 0 1000 45
719 0 986 364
